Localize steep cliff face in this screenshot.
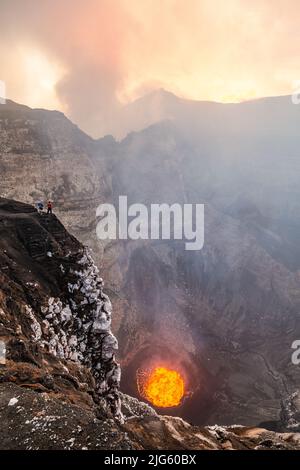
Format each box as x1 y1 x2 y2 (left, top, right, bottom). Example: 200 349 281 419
97 121 300 429
0 198 300 450
0 197 121 419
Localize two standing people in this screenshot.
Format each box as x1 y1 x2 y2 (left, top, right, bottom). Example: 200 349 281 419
36 200 53 215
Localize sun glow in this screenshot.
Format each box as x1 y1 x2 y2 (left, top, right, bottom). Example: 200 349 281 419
2 45 65 110
21 49 64 109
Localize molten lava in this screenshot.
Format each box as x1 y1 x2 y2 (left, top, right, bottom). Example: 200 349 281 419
138 366 185 407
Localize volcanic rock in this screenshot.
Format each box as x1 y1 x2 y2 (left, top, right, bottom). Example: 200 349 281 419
0 197 122 419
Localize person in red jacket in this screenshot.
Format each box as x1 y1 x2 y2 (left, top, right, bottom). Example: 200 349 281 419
47 200 53 215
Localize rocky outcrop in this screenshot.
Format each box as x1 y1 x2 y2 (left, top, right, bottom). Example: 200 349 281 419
0 198 121 419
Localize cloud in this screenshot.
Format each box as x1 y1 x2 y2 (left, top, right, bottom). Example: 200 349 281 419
1 0 300 137
0 0 131 136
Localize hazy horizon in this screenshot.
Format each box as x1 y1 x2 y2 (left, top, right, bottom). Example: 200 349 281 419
2 88 297 142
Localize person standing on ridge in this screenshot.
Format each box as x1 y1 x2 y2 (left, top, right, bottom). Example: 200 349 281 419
47 200 53 215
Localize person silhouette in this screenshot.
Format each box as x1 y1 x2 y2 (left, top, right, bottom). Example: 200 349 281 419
47 200 53 215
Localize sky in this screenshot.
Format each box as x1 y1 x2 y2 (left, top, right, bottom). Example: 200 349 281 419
1 0 300 137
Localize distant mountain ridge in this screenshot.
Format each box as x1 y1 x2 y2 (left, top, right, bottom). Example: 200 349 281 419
113 89 296 139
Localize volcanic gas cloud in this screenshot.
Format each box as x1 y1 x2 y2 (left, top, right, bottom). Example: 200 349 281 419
137 366 185 408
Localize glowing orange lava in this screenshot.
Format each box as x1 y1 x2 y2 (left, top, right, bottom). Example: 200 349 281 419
138 366 185 407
